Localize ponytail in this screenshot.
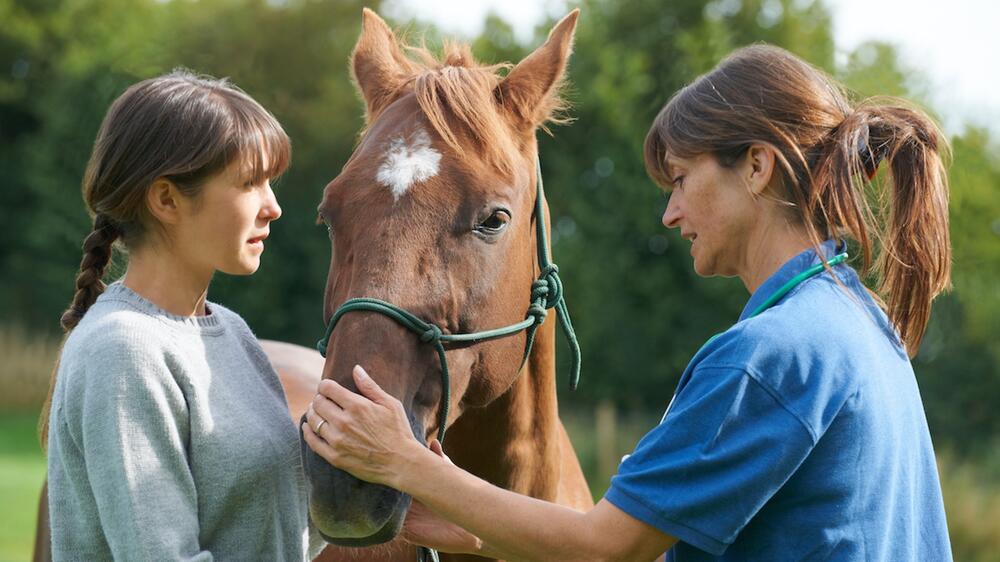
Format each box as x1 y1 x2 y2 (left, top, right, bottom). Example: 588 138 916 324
39 214 120 447
810 101 951 355
643 45 951 357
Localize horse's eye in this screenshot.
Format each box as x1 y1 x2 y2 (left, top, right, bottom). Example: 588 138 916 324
477 209 511 234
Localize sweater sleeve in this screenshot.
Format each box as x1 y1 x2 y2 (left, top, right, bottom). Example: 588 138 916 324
60 331 212 561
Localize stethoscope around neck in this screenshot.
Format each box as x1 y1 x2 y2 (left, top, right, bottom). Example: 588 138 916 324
701 251 849 349
658 250 849 424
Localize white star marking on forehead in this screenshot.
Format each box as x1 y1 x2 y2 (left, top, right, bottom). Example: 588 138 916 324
376 128 442 202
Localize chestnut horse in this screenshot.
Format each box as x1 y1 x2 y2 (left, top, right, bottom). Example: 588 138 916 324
298 8 591 561
33 9 591 562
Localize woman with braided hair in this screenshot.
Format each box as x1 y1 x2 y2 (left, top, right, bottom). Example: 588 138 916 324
42 70 325 561
302 45 953 561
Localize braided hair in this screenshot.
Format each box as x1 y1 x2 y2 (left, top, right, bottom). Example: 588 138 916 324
60 214 120 331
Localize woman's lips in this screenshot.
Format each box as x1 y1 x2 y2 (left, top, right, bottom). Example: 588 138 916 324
248 234 268 251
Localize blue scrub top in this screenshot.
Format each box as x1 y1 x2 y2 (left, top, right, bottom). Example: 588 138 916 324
605 241 952 561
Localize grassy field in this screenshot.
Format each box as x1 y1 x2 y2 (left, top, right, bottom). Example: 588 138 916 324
1 326 997 560
0 412 46 562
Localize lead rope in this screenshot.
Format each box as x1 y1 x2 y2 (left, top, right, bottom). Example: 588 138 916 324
315 158 581 562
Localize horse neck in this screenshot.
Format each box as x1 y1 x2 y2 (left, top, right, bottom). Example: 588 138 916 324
443 318 563 500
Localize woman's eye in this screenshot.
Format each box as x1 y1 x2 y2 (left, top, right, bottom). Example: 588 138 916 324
672 175 685 189
477 209 511 234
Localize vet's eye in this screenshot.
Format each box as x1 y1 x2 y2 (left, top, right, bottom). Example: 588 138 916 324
476 209 511 235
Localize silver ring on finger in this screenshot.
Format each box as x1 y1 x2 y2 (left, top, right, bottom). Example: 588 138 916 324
315 418 327 433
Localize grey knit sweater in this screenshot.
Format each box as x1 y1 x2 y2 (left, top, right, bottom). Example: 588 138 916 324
47 282 325 561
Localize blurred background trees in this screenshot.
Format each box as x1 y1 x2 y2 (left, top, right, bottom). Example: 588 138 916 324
2 0 998 557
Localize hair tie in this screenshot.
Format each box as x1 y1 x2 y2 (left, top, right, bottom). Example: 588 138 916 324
94 214 122 237
856 122 889 180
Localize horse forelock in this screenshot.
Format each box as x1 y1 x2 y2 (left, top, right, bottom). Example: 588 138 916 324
365 39 567 177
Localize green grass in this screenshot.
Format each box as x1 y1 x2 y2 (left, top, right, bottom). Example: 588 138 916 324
0 411 47 562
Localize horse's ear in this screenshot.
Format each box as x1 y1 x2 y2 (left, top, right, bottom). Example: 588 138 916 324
496 9 579 131
351 8 414 123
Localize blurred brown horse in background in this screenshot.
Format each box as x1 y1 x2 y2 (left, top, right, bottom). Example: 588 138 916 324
34 8 590 562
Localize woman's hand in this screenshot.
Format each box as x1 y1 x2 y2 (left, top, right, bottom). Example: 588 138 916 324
302 365 425 488
401 440 486 555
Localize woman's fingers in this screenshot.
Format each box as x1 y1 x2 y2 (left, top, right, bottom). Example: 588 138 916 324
302 420 339 463
314 366 399 414
316 378 364 410
428 439 454 465
302 365 423 488
351 365 394 406
402 499 481 554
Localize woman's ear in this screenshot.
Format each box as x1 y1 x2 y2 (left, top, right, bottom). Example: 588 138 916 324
146 178 182 226
745 143 777 196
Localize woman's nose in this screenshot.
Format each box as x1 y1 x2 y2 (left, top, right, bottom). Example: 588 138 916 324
661 191 681 228
262 183 282 221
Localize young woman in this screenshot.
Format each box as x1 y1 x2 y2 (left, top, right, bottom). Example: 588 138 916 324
301 45 954 561
44 71 324 560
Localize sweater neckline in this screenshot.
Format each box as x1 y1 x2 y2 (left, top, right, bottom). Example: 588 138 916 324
99 281 224 331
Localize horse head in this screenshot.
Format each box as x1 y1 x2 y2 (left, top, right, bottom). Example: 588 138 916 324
302 8 578 545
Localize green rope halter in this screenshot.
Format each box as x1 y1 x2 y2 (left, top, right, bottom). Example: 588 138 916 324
315 158 582 446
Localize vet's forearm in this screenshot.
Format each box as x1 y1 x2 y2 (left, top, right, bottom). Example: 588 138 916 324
394 447 620 562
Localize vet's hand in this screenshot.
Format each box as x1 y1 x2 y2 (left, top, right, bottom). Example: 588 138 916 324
402 440 484 555
302 365 422 488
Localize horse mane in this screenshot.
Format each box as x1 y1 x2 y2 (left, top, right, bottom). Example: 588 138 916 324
372 39 569 175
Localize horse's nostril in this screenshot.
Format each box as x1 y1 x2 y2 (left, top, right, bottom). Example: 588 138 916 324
299 439 410 545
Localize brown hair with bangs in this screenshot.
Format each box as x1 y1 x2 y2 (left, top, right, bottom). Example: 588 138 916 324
40 69 290 444
644 44 951 356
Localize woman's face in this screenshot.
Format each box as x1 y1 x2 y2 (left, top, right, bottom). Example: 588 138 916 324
175 157 282 277
660 152 757 279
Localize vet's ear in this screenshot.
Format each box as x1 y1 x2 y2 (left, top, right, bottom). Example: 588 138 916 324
745 143 778 197
351 8 415 123
496 9 579 131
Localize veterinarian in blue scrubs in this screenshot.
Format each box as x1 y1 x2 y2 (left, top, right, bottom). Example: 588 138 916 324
305 44 953 561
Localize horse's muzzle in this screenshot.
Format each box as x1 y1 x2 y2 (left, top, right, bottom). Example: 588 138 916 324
298 415 412 546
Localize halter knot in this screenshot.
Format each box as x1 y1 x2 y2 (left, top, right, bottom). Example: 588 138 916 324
420 324 443 343
526 302 548 323
532 264 563 308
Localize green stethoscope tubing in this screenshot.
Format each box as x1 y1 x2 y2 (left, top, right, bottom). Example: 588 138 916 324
660 250 849 426
700 252 850 352
749 252 848 317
